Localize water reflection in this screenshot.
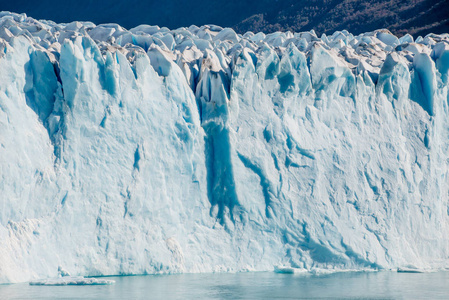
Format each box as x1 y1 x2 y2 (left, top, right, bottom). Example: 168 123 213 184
1 271 448 299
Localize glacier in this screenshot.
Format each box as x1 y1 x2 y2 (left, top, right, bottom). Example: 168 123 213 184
1 11 449 283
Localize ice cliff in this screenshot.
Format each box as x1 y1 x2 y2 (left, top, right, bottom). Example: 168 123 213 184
1 11 449 283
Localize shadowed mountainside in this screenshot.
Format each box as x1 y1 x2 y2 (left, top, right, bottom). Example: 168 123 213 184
234 0 449 37
0 0 448 37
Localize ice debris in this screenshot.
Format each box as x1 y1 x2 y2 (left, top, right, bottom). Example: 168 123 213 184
29 276 115 286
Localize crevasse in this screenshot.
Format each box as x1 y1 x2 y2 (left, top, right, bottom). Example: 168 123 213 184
1 11 449 283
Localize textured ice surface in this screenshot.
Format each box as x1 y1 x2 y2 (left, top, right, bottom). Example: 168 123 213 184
1 11 449 283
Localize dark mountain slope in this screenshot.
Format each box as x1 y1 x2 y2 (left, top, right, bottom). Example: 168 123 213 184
234 0 449 36
1 0 448 36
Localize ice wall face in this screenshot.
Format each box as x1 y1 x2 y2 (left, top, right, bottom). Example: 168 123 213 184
1 11 449 282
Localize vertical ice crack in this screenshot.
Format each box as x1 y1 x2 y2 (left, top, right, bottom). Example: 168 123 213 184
195 52 240 225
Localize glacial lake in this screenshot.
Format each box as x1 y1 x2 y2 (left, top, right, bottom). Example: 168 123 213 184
1 271 448 299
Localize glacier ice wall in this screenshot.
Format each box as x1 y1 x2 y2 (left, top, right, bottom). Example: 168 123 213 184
1 11 449 282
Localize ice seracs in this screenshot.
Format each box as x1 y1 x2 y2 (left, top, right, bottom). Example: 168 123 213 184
0 11 449 283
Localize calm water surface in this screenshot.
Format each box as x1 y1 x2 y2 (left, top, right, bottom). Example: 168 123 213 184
1 271 448 299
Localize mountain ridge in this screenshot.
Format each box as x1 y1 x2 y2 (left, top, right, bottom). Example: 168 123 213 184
0 0 448 37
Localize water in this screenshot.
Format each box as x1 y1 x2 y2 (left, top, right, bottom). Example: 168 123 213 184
1 271 448 299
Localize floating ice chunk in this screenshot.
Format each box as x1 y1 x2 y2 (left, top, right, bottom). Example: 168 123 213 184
274 266 308 274
397 267 431 273
29 276 115 286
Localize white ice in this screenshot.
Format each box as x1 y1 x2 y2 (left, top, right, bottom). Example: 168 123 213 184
0 11 449 283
